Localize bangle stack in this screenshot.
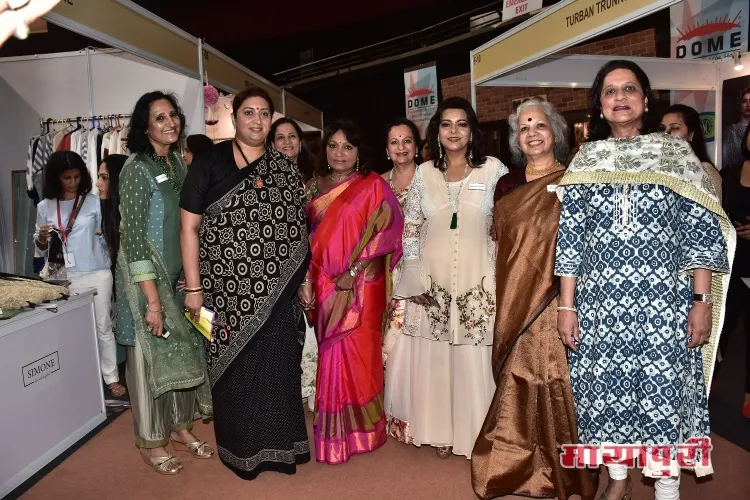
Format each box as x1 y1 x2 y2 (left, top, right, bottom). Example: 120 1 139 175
301 278 313 285
146 305 164 314
348 261 364 278
184 286 203 296
557 306 577 313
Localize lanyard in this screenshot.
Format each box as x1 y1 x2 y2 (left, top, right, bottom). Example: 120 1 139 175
56 194 81 247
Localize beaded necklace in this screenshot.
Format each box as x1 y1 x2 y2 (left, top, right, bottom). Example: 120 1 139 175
146 147 182 195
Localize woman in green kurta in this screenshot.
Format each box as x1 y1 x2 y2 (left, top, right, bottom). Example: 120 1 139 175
117 91 213 475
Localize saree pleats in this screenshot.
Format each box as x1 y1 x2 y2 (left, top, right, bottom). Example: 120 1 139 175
213 298 310 479
472 300 595 499
314 280 387 464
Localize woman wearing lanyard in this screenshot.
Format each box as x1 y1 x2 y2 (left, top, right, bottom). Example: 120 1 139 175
35 150 125 397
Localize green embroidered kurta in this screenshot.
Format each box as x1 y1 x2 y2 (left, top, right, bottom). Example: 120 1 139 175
115 150 211 411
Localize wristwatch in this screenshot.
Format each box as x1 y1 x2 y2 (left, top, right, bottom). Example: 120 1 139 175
693 293 713 304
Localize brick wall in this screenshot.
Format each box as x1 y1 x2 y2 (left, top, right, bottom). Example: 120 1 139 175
441 29 657 122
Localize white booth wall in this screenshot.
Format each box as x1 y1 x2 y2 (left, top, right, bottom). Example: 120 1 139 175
0 49 203 274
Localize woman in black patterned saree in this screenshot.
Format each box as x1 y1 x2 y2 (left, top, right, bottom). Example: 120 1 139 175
180 87 311 480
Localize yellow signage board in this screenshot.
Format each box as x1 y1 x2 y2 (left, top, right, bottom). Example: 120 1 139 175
48 0 199 76
472 0 679 84
46 1 323 128
284 92 323 130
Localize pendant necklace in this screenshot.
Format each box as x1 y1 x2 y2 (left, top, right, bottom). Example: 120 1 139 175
444 163 469 230
146 148 182 194
235 141 264 188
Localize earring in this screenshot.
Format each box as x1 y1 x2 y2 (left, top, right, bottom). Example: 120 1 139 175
438 141 443 159
469 143 473 161
386 151 391 160
327 164 332 171
600 112 604 119
645 106 649 113
355 157 360 170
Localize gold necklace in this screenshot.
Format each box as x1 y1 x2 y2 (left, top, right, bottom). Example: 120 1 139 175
330 170 355 183
525 160 564 176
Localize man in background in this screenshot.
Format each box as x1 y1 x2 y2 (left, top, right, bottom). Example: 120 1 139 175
723 87 750 169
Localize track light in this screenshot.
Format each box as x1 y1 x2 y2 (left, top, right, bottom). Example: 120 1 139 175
733 52 744 71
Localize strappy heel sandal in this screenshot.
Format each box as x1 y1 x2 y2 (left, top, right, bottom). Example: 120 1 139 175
170 434 215 459
139 449 182 475
436 446 452 459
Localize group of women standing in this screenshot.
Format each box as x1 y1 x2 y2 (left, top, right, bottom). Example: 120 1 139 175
32 57 740 500
471 60 734 500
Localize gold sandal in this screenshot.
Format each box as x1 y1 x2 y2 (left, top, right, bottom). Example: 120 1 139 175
170 434 215 459
107 382 127 397
139 449 182 475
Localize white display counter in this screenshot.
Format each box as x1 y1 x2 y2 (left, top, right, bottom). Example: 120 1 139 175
0 289 105 498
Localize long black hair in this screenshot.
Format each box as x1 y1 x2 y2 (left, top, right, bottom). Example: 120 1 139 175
269 117 313 181
186 134 214 158
587 60 660 142
126 91 186 154
42 151 92 200
663 104 713 166
314 119 372 178
425 97 487 170
99 155 127 268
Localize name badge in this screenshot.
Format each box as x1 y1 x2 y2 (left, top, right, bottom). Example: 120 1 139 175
468 183 486 191
63 250 76 268
155 174 169 183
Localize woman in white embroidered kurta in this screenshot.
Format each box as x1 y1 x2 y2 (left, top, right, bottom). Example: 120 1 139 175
386 97 507 458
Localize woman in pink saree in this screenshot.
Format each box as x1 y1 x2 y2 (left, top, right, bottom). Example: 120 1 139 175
302 119 404 464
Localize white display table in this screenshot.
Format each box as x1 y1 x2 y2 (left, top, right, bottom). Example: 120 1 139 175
0 289 106 498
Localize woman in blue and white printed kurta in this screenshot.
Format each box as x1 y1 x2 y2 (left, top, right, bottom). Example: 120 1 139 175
554 132 734 483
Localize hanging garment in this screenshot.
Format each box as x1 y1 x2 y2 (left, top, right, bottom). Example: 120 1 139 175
31 134 53 202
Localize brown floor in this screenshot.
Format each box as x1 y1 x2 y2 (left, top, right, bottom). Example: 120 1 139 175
20 410 750 500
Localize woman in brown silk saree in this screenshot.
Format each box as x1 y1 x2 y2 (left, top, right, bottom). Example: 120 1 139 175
471 170 595 500
471 100 596 500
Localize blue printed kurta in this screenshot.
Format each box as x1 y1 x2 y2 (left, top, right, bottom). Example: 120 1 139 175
555 183 728 450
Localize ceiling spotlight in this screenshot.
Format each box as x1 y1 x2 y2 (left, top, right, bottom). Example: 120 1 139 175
733 52 744 71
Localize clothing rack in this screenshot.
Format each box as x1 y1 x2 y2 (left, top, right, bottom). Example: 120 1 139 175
39 114 131 133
